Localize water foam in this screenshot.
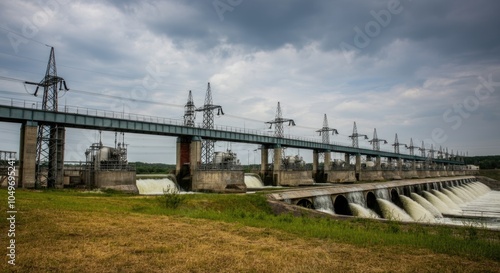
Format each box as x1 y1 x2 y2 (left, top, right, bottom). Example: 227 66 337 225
377 198 413 221
349 203 380 218
244 174 264 188
136 178 178 195
399 195 435 223
422 191 457 215
314 195 335 215
410 193 443 218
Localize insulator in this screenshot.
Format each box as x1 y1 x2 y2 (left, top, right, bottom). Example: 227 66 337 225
34 86 40 96
63 80 69 90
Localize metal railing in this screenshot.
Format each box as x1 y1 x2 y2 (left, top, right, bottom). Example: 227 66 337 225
0 97 461 161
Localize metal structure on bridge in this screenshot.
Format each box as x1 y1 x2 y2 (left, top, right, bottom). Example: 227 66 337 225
195 83 224 165
369 128 387 151
392 133 405 154
349 122 368 148
266 102 295 138
407 138 417 156
24 47 69 188
316 114 338 145
183 90 196 127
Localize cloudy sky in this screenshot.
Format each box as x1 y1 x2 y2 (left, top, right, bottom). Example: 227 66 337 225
0 0 499 164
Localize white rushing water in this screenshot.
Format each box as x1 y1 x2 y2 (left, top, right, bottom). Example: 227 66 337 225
430 189 462 211
346 191 366 206
399 195 436 223
422 191 458 215
410 193 443 218
349 203 380 219
314 195 335 215
441 188 465 205
377 198 414 222
244 174 264 188
136 178 179 195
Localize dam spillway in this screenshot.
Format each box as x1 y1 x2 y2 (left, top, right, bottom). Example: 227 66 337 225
267 176 500 229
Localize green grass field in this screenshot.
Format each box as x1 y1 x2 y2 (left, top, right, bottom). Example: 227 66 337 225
1 189 499 272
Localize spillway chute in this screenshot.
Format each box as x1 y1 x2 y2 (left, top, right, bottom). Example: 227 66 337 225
136 175 180 195
244 173 264 188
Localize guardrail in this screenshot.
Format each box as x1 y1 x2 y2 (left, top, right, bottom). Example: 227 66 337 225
0 97 456 160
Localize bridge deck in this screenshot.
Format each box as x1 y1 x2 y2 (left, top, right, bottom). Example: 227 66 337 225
0 102 462 164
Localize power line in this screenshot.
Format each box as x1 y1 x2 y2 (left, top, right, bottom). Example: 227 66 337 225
0 25 52 48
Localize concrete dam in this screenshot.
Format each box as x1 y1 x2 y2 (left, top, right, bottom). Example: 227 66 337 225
267 176 500 228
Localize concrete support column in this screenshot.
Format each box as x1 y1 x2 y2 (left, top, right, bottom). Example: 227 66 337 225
260 145 268 175
355 154 361 181
312 150 319 173
344 153 350 165
19 122 37 188
375 156 381 168
324 151 331 171
273 145 282 171
355 154 361 172
397 158 403 172
51 127 65 188
176 136 190 175
190 136 201 172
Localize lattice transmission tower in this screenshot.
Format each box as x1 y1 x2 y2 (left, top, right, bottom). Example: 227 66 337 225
392 133 406 154
419 141 426 157
368 128 387 151
25 47 69 188
406 138 417 156
183 90 196 127
195 83 224 164
316 114 338 144
348 122 368 148
265 102 295 138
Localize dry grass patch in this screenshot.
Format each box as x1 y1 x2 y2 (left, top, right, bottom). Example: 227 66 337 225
2 206 499 273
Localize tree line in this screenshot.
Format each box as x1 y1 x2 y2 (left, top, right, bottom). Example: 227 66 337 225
464 156 500 169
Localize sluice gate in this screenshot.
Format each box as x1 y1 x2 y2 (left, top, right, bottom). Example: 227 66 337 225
267 176 499 228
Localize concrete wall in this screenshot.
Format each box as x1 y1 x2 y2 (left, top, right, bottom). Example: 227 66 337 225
401 170 419 179
274 170 314 186
382 170 402 180
359 170 385 181
192 170 246 193
325 170 356 183
94 170 138 193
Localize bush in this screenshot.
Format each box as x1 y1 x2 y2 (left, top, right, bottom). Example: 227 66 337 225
162 186 185 209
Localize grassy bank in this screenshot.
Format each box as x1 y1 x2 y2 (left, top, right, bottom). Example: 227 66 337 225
479 169 500 181
1 189 499 272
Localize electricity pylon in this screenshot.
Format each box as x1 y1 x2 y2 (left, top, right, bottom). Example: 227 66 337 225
265 102 295 138
392 133 405 154
25 47 69 188
419 141 426 157
349 122 368 148
316 114 338 144
406 138 417 156
183 90 196 127
195 83 224 165
368 128 387 151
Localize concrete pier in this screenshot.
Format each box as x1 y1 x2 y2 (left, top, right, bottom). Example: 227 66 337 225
19 122 37 188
